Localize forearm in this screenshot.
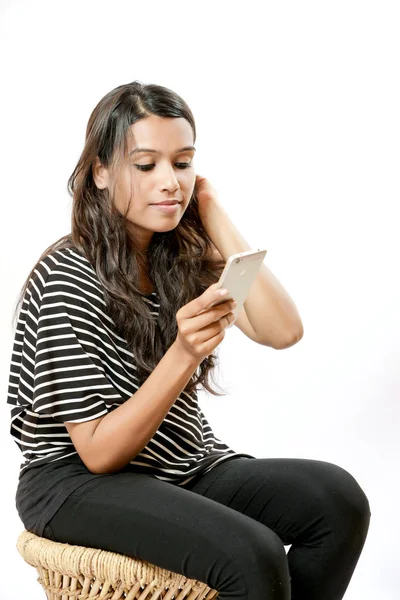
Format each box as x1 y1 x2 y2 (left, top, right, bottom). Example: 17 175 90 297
204 200 303 348
88 342 199 474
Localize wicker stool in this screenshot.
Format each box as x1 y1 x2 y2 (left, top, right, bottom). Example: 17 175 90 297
17 530 219 600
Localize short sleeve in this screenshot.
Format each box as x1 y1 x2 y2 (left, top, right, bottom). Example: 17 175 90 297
31 269 122 423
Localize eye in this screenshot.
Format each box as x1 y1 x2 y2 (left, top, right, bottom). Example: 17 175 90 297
134 164 154 171
134 163 192 172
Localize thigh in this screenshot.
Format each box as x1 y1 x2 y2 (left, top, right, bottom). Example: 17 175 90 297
187 457 369 545
44 470 288 597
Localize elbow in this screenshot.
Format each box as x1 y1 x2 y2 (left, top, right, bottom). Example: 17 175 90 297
81 444 116 474
86 461 108 475
272 325 304 350
80 452 107 474
86 455 125 475
86 460 120 475
86 449 141 475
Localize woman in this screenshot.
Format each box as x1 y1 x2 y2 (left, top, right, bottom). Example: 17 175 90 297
7 81 370 600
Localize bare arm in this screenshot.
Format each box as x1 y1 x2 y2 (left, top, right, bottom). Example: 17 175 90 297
65 284 236 474
65 341 199 474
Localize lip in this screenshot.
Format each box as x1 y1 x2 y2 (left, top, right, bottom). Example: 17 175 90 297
150 202 181 214
152 200 180 205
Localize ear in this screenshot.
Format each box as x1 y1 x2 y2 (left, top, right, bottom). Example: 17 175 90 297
92 156 110 190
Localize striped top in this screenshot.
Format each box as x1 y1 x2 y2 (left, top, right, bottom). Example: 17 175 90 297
7 245 254 486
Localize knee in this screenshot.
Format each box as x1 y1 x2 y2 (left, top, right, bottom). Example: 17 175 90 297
242 525 288 579
213 525 290 598
318 462 371 538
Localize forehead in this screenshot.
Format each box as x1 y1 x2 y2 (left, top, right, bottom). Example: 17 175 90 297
128 115 194 152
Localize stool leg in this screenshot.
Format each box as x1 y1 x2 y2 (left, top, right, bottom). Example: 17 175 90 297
36 566 51 599
69 577 79 600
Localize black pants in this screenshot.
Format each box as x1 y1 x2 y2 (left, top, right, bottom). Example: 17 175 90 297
43 457 370 600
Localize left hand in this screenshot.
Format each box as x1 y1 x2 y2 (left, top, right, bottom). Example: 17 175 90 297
194 174 219 225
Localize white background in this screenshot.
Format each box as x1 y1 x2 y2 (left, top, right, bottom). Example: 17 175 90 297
1 1 399 598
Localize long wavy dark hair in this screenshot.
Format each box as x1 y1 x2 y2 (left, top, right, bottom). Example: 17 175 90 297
13 81 228 396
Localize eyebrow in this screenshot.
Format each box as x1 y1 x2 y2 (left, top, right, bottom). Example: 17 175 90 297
129 145 196 156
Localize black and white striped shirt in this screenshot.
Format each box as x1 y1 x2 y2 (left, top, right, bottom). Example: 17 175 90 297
7 246 253 486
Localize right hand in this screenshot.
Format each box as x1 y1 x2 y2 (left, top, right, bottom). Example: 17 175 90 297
174 283 237 363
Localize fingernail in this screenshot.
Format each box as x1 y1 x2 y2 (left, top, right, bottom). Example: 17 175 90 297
219 288 228 296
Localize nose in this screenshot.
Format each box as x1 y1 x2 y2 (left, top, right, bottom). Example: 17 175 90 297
160 163 180 193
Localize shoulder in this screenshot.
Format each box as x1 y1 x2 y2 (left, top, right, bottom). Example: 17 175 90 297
27 246 105 309
41 246 96 281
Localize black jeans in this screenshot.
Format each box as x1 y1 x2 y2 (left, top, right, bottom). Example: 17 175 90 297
43 457 370 600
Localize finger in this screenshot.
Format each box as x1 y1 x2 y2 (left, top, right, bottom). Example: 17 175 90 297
188 311 234 347
195 285 229 317
194 304 235 336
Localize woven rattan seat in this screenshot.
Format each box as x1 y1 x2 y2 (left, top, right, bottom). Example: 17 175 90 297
17 530 219 600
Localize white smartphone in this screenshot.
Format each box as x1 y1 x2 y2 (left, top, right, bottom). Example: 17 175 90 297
209 248 267 328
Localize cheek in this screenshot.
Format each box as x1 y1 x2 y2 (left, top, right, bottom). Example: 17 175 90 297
112 176 135 215
113 181 126 211
184 170 196 193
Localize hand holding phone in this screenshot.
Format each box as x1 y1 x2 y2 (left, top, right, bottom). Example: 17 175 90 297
174 284 238 363
209 249 267 327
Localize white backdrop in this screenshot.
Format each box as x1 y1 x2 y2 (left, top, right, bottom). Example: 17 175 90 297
1 1 399 598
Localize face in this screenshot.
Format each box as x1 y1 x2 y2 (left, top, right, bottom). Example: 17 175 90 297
94 114 196 252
